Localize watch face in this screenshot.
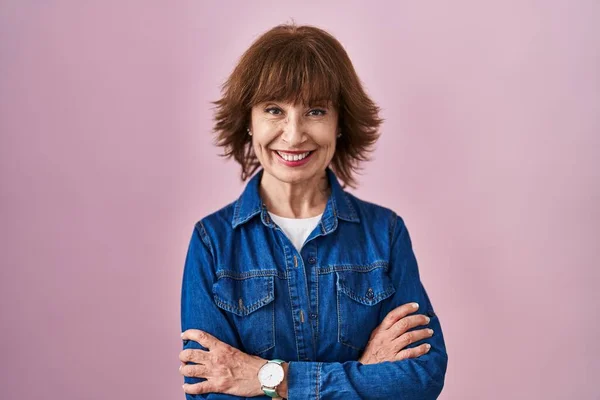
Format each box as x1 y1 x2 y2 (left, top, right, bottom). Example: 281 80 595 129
258 362 284 387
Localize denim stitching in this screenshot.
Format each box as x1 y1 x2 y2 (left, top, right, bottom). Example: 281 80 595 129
314 245 319 347
318 261 389 274
316 362 321 400
236 209 261 227
197 220 214 255
267 281 276 354
336 276 343 349
341 192 359 221
338 284 396 305
216 269 283 279
213 290 274 315
283 242 301 361
297 250 313 357
232 199 241 226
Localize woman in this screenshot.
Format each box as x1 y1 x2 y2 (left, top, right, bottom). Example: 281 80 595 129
179 23 448 399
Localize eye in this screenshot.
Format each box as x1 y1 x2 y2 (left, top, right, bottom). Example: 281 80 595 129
265 107 282 115
308 109 327 116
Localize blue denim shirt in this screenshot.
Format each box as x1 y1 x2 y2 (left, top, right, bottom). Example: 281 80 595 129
181 168 448 399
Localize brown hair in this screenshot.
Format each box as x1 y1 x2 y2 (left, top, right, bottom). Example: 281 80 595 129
211 23 383 188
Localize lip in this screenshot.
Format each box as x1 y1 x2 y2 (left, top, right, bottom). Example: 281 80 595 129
272 149 316 154
272 149 315 167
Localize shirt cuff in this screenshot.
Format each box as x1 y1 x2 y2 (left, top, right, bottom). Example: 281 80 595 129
287 361 322 399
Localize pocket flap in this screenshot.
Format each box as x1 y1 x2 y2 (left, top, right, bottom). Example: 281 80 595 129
336 268 396 306
213 274 275 316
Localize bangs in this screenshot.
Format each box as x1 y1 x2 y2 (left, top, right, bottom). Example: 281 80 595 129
249 44 340 108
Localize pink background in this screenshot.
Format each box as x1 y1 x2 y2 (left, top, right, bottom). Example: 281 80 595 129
1 1 598 399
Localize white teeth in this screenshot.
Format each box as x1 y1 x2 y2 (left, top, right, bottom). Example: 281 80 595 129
276 151 311 162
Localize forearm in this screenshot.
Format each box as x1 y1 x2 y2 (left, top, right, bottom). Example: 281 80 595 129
282 305 447 400
284 347 447 400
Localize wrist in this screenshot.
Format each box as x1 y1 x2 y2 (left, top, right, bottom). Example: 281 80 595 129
277 362 289 399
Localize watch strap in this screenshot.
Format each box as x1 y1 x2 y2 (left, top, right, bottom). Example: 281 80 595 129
262 386 280 398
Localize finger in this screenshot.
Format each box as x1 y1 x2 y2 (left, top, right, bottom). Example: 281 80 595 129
181 329 220 350
380 302 420 330
392 328 434 352
183 381 214 395
179 348 209 364
394 343 431 361
180 363 208 378
389 314 431 337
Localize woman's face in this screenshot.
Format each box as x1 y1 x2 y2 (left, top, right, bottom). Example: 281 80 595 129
249 100 339 186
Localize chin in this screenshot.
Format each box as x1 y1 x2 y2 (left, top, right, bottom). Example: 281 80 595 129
268 164 321 184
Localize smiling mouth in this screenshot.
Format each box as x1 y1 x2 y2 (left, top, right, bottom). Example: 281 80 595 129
273 150 315 162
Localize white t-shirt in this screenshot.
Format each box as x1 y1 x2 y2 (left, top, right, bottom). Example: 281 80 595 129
268 212 323 252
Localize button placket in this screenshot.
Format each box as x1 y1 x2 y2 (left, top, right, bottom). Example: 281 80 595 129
301 247 319 360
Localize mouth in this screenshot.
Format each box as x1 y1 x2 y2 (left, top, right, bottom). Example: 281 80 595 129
273 150 316 166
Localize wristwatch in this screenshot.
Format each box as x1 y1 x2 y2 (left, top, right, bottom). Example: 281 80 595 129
257 359 285 398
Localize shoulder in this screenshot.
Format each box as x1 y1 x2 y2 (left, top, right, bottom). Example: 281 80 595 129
192 200 237 245
343 191 408 239
343 191 403 223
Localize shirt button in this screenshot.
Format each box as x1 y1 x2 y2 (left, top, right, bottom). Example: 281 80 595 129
366 288 374 299
308 256 317 264
309 313 317 320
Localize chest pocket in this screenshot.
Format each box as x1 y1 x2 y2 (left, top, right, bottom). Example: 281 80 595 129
335 266 396 351
213 273 275 355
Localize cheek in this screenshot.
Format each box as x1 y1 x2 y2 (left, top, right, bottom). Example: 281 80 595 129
317 137 337 153
254 138 275 160
254 142 267 159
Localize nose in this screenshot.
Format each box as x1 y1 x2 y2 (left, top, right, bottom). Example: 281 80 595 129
281 114 305 147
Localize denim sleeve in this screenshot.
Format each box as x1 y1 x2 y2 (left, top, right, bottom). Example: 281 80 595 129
180 222 245 400
286 215 448 399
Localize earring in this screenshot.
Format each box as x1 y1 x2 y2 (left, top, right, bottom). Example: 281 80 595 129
247 128 252 136
337 132 342 138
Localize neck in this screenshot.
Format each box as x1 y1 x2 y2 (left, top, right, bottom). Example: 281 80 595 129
259 170 330 219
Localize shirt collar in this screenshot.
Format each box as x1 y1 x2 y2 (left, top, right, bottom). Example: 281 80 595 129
231 168 360 229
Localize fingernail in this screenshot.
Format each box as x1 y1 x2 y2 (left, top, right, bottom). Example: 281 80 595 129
425 344 431 350
412 303 419 309
425 316 431 323
428 329 434 335
180 332 184 338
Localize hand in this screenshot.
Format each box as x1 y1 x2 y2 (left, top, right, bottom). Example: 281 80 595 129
179 329 267 397
359 302 433 365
